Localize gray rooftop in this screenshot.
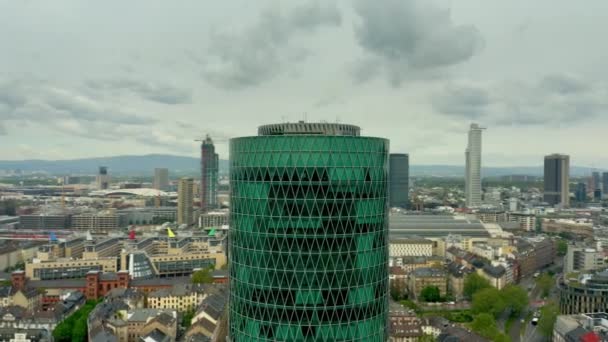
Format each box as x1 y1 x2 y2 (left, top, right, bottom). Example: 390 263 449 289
390 215 491 238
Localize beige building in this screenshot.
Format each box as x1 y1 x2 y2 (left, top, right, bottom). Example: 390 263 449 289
178 178 195 226
106 309 177 342
71 211 121 232
26 257 118 280
147 284 205 312
408 267 448 299
390 238 434 257
542 219 594 238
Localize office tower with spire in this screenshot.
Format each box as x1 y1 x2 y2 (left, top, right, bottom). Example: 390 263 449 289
177 177 194 226
200 135 219 211
544 154 570 207
389 153 409 208
465 123 484 208
229 122 389 341
153 168 169 191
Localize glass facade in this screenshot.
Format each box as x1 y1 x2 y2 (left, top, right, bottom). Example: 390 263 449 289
229 135 389 341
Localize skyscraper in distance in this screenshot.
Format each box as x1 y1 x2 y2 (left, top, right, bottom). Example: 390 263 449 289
543 154 570 207
465 123 484 208
592 171 601 191
603 172 608 199
389 153 409 208
229 122 389 341
177 177 194 226
200 135 219 212
97 166 110 190
575 182 587 203
153 168 169 191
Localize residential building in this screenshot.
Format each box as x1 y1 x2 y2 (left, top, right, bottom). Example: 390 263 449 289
564 245 605 273
544 154 570 207
147 284 205 312
200 135 219 212
481 264 507 290
178 178 194 226
229 122 389 341
153 168 169 191
447 262 473 299
390 238 433 257
408 267 448 299
465 123 484 208
389 153 409 209
514 237 556 279
559 270 608 314
388 307 423 342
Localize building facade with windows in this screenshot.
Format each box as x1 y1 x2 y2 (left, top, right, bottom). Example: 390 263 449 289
229 122 389 341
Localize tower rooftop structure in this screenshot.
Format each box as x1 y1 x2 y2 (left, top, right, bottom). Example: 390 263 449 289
258 121 360 136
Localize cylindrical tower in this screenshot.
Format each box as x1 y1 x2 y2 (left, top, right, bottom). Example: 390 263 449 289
229 122 389 341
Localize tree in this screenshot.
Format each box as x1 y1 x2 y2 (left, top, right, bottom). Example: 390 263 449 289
536 274 553 298
538 302 559 337
420 286 441 302
557 240 568 256
192 268 214 284
471 313 498 339
463 273 491 299
500 285 529 316
390 280 407 301
472 288 505 317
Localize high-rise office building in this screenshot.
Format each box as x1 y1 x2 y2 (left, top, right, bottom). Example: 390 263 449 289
603 172 608 198
96 166 110 190
177 177 194 226
389 153 409 208
543 154 570 207
575 182 587 203
229 122 389 341
153 168 169 191
592 171 601 191
465 123 484 208
200 135 219 212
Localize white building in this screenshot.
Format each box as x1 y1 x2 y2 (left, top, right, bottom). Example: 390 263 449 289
465 123 484 208
389 238 434 257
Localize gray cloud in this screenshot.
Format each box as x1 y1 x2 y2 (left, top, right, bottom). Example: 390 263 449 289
0 78 157 140
352 0 482 85
198 2 341 89
85 79 192 105
432 74 607 125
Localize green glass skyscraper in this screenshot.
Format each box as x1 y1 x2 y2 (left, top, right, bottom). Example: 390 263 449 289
229 122 389 341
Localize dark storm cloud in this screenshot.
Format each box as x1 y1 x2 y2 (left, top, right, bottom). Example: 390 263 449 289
352 0 482 85
85 79 192 105
198 2 341 89
432 74 607 125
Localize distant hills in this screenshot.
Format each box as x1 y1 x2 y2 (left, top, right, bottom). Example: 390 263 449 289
0 154 602 177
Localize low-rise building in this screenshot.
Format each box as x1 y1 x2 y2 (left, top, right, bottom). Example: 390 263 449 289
542 218 594 238
389 306 423 341
507 212 536 231
553 313 608 341
390 238 434 257
408 268 448 299
481 264 507 290
447 262 473 299
559 270 608 314
147 284 205 313
564 245 605 274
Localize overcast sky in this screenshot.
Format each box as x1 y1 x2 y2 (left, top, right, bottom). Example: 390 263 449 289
1 0 606 167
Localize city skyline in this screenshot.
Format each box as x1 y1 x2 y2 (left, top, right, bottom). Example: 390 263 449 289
1 1 607 166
